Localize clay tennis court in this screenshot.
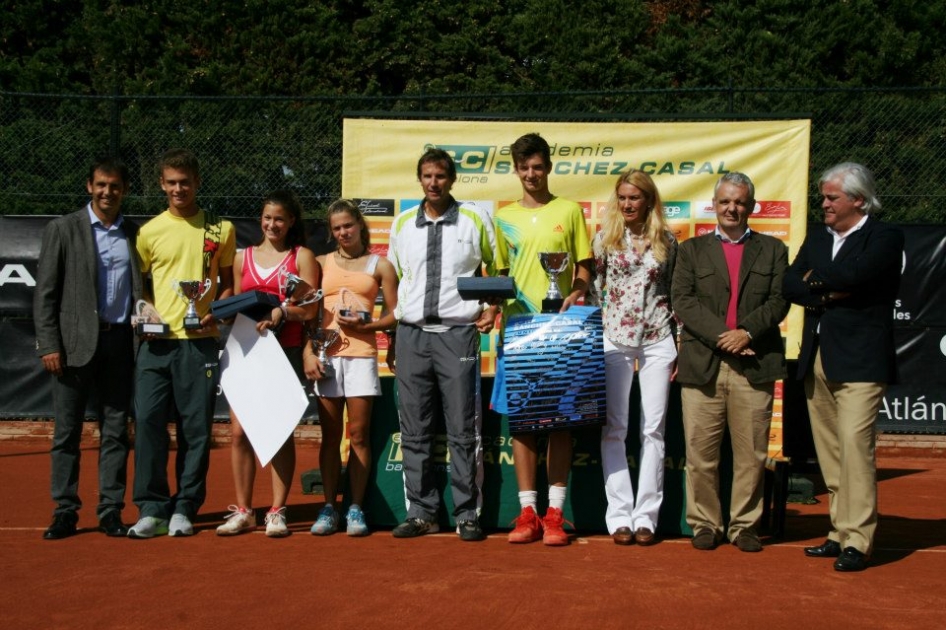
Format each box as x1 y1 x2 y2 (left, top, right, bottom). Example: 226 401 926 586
1 436 944 630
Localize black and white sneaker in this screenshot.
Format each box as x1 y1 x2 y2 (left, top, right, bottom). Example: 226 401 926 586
392 517 439 538
457 519 485 542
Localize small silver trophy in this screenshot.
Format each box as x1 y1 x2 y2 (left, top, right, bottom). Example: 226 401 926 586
175 279 213 330
278 269 323 308
308 328 341 380
337 286 371 323
538 252 570 313
132 299 169 336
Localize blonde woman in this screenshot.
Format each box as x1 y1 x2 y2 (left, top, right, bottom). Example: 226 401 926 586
593 169 677 546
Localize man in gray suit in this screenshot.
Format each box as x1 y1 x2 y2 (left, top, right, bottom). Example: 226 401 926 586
34 157 142 539
672 172 789 553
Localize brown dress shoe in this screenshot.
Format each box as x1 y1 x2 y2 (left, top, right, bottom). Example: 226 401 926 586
612 526 634 545
691 528 719 550
733 529 763 552
634 527 656 546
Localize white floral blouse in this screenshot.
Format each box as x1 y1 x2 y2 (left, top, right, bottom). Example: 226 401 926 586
592 229 677 347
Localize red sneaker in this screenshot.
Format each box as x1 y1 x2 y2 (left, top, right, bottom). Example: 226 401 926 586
542 508 570 546
508 506 543 544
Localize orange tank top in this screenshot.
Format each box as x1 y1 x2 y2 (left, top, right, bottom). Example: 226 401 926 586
320 253 381 357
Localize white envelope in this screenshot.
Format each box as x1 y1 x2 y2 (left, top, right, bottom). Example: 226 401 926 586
220 314 308 467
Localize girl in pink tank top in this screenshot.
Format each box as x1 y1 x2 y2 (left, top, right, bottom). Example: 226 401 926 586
219 190 321 538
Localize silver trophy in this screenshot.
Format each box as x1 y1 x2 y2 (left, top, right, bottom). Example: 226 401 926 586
175 279 213 330
337 286 371 323
278 269 323 308
132 299 169 336
538 252 570 313
307 328 341 380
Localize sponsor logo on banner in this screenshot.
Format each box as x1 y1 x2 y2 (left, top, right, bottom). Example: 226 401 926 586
356 198 394 216
754 223 790 240
663 202 691 219
428 142 731 178
694 222 788 241
698 200 767 216
696 200 715 217
0 264 36 287
754 201 791 218
433 145 498 173
384 432 453 472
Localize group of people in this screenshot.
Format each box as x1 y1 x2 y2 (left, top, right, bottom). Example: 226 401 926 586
35 137 902 572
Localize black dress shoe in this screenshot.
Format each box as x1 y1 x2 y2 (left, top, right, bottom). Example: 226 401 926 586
43 514 78 540
804 539 842 558
99 512 128 537
834 547 869 572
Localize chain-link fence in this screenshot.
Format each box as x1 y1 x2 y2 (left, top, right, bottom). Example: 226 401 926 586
2 87 945 222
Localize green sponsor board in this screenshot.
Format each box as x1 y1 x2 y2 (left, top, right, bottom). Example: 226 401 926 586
361 377 738 536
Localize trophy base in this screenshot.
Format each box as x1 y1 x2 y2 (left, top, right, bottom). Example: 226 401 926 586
339 309 372 323
136 322 169 336
541 298 564 314
183 316 202 330
320 365 336 380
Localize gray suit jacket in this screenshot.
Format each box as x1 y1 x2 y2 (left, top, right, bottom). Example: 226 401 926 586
33 207 142 367
672 230 789 386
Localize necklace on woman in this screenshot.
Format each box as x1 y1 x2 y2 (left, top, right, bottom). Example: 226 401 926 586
336 247 365 260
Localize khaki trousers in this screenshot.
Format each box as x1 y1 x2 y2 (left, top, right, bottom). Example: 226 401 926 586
806 347 885 555
682 359 773 541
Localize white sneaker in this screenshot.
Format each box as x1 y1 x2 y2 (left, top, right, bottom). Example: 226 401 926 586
168 513 194 537
127 516 169 539
216 505 255 536
264 507 289 538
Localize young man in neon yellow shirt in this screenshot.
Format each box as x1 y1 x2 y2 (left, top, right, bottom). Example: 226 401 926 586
494 133 593 545
128 149 236 538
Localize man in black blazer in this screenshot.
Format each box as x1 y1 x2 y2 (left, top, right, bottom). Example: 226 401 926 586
673 172 789 553
784 162 903 572
33 157 142 539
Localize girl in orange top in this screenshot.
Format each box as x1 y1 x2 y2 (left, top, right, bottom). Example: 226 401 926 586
305 199 398 536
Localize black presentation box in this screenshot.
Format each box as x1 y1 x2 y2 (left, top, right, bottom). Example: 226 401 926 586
211 291 280 321
456 276 518 301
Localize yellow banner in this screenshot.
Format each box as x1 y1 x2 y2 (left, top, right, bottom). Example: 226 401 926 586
343 119 811 458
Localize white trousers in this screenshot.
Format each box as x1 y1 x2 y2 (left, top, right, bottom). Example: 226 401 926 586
601 334 677 534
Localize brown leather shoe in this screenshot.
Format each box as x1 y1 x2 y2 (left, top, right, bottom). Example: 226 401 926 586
612 526 633 545
634 527 656 546
691 528 719 550
733 529 763 552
